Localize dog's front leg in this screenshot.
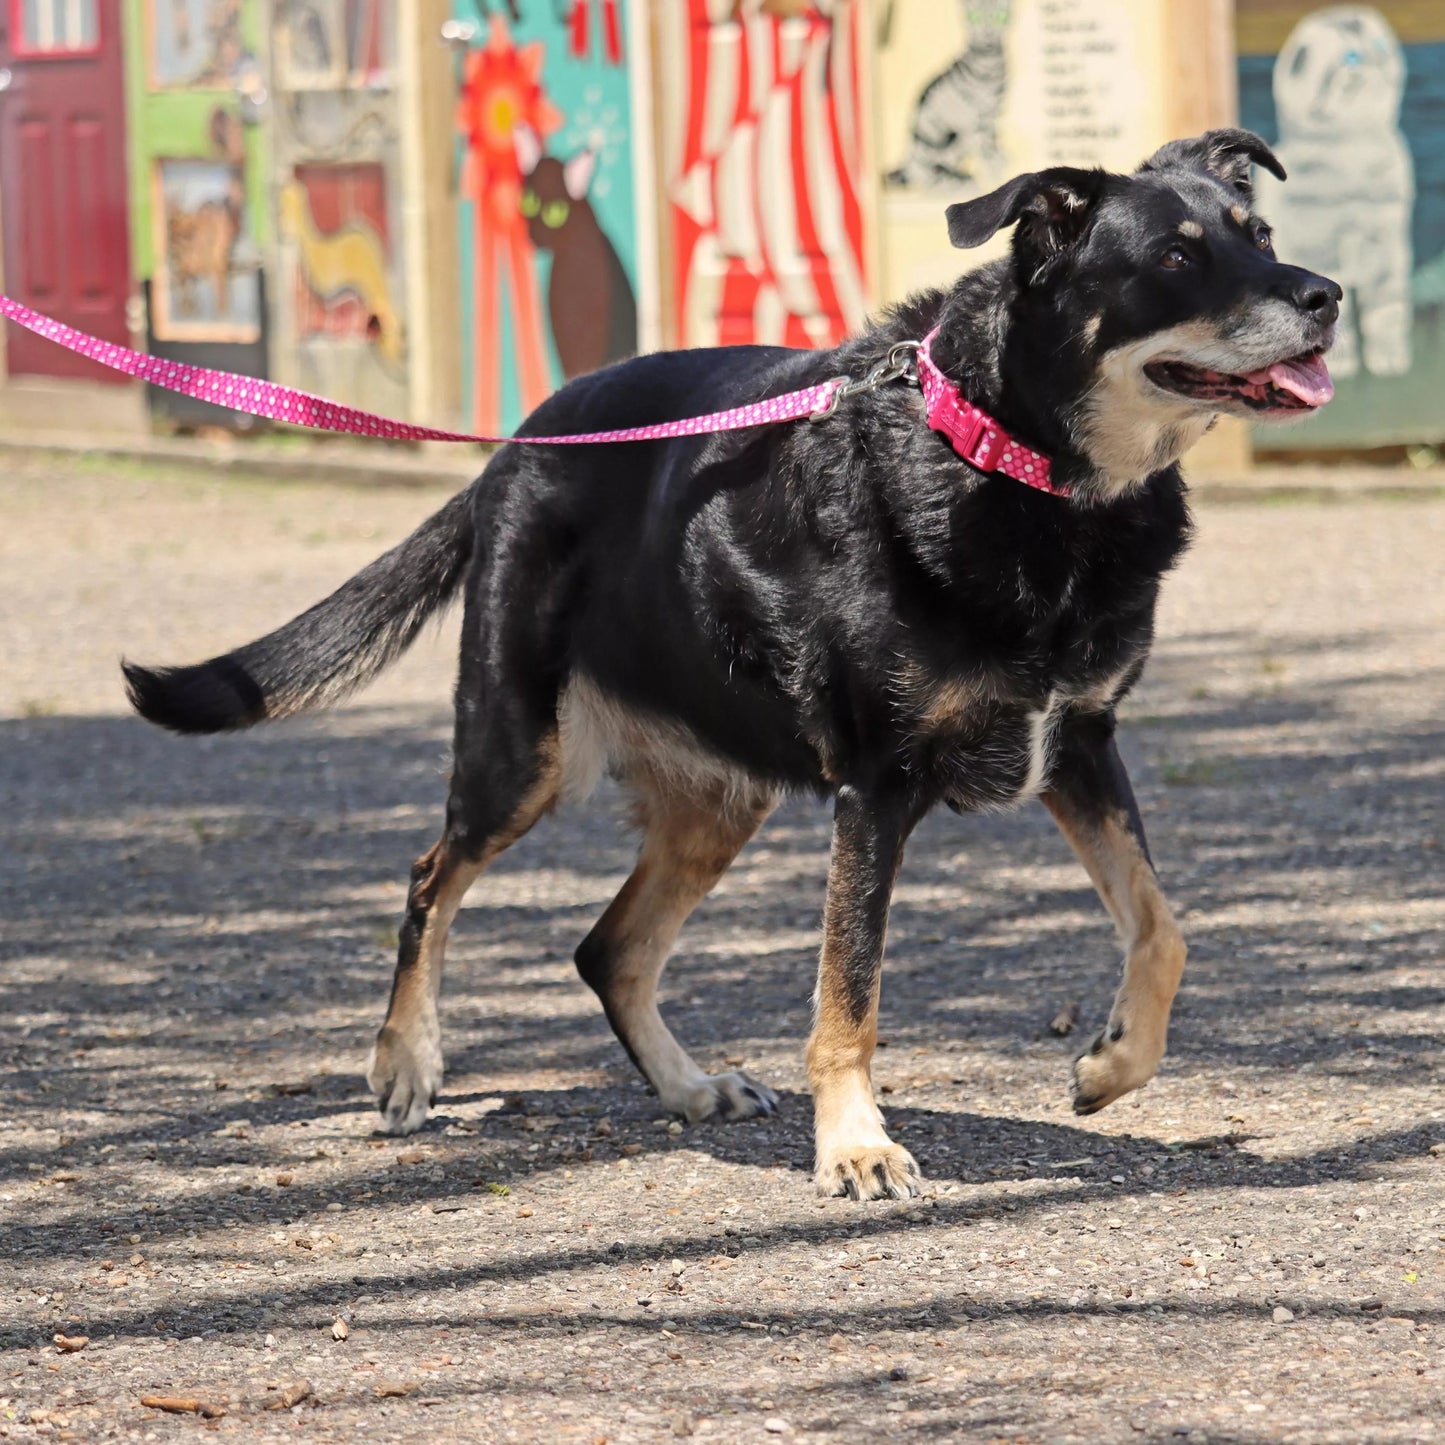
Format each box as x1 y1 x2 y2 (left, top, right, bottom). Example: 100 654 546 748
808 784 922 1201
1042 712 1187 1114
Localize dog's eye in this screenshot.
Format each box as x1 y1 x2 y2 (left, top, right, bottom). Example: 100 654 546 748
1160 245 1191 270
1254 227 1274 252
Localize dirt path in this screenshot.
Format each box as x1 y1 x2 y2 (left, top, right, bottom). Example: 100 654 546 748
1 454 1442 1443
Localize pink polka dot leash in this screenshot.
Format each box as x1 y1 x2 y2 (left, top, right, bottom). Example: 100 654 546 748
0 298 1063 494
0 294 843 447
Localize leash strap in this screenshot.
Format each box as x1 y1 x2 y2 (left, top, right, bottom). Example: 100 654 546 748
2 299 1066 495
0 295 844 447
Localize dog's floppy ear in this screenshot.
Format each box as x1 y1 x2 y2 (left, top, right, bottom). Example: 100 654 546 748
946 167 1105 259
1139 127 1286 197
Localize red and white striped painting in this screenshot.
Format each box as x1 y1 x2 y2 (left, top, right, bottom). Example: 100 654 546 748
654 0 871 350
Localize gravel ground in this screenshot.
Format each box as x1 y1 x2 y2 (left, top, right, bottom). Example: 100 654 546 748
1 453 1442 1444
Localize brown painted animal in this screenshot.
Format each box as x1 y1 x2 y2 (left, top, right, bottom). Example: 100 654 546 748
167 194 241 318
514 124 637 380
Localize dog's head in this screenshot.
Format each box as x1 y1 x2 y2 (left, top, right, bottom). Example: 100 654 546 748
943 129 1341 494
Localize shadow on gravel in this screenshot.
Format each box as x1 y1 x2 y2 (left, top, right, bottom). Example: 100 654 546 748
6 1115 1442 1347
1 635 1442 1337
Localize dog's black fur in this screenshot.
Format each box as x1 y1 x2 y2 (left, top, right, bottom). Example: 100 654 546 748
125 131 1341 1200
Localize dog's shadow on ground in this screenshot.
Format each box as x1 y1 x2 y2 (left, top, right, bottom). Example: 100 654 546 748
2 632 1442 1267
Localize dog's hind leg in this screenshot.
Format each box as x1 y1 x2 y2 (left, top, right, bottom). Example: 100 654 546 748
808 784 923 1201
368 684 563 1134
1042 711 1187 1114
575 779 778 1123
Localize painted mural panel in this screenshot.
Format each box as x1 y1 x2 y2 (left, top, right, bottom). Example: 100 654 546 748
272 0 389 87
452 1 643 433
148 0 246 87
124 0 270 423
876 0 1174 301
651 0 870 352
270 0 408 415
152 149 263 340
134 0 268 343
1239 2 1445 448
286 164 395 357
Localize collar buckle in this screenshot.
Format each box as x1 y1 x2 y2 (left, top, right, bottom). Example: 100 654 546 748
917 328 1066 497
968 421 1009 472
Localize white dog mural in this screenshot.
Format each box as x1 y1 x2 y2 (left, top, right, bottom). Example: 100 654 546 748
1255 4 1414 378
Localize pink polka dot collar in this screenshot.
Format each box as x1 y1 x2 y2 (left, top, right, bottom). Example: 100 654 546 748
916 328 1066 496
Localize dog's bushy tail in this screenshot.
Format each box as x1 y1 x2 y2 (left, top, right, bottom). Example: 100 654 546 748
123 488 474 734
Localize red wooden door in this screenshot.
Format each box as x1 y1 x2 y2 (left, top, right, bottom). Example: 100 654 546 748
0 0 131 382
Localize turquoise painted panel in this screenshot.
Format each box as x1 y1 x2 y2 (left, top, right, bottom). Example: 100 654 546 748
452 2 639 433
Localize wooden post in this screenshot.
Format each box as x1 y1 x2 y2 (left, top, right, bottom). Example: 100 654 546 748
400 0 462 429
1162 0 1254 478
626 0 662 355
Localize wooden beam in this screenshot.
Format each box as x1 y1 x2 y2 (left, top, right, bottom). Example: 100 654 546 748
1162 0 1254 477
1160 0 1239 140
400 0 462 428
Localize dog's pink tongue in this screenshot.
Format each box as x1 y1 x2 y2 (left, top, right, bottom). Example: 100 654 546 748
1264 352 1334 407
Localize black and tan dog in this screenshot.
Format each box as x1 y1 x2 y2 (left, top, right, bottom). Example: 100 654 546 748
125 131 1339 1201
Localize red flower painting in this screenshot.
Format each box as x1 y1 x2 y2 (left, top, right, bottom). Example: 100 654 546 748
456 16 562 430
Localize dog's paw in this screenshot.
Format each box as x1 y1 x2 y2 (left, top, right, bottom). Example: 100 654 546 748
675 1072 779 1124
367 1025 443 1135
814 1141 921 1201
1071 1021 1162 1115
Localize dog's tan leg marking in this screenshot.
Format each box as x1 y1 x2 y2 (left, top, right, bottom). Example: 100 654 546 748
368 738 562 1134
577 780 778 1122
808 788 921 1201
1044 794 1187 1114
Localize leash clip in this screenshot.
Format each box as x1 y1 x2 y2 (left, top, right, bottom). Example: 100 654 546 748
810 340 921 421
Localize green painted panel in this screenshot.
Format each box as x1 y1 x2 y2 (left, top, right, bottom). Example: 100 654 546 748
122 0 269 283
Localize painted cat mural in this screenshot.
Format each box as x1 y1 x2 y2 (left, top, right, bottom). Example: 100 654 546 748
888 1 1012 191
514 123 637 380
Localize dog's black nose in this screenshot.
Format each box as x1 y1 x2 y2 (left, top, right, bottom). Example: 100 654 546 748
1295 277 1342 327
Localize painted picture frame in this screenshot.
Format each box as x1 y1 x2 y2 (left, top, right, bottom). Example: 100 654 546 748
145 0 244 89
273 0 391 91
149 157 263 342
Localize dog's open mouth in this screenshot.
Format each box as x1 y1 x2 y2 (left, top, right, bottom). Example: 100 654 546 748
1144 350 1334 413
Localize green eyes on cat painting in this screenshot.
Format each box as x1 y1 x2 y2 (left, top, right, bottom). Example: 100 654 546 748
520 190 570 229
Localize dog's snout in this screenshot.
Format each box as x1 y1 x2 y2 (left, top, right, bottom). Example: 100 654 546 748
1295 276 1342 327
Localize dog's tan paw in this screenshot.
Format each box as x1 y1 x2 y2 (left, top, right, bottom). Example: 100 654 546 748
1071 1021 1163 1115
677 1072 779 1124
367 1024 442 1135
814 1141 921 1201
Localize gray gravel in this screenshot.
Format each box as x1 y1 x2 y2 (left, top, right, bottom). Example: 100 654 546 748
1 453 1443 1444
